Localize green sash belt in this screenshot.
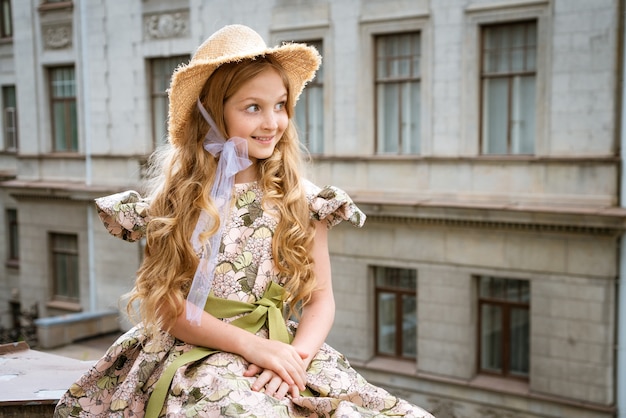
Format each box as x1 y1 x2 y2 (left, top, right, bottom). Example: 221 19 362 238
145 281 292 418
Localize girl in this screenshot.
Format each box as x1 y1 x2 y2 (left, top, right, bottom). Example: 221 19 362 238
54 24 435 417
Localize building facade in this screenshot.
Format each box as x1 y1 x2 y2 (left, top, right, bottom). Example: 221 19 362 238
0 0 624 417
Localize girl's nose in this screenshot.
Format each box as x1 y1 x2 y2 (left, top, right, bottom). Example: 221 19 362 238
261 111 278 130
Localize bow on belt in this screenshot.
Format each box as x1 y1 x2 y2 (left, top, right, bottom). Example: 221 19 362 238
205 281 292 344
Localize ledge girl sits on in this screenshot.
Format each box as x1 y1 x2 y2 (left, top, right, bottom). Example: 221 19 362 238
54 24 435 417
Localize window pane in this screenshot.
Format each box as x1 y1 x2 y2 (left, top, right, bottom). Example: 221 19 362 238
402 81 420 154
378 292 396 355
377 83 399 153
480 276 505 299
153 96 168 143
481 276 530 302
518 280 530 303
510 24 527 72
510 307 530 376
53 102 68 151
69 100 78 150
511 75 535 154
3 85 17 150
51 68 76 98
482 77 509 154
376 267 416 289
308 84 324 153
3 85 15 107
7 209 18 260
402 294 417 357
52 102 71 151
296 82 324 154
481 304 502 373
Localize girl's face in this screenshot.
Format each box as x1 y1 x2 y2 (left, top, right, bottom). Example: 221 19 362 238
224 67 289 180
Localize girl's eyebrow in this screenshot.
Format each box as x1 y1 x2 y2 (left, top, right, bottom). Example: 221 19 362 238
239 93 288 103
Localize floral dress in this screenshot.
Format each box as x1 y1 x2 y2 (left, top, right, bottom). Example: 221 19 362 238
53 180 435 418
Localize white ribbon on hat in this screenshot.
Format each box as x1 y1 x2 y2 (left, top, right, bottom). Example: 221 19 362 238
186 99 252 325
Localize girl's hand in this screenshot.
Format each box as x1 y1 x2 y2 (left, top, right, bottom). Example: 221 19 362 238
241 338 308 391
244 365 302 399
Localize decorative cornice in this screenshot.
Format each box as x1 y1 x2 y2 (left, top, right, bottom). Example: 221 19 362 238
38 1 73 12
367 214 620 235
10 193 75 202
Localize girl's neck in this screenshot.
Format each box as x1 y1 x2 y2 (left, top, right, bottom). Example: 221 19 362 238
234 161 258 184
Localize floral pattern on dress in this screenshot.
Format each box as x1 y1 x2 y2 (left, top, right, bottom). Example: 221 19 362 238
95 190 150 243
54 181 434 418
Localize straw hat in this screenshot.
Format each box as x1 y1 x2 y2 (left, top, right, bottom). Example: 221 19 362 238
167 24 321 144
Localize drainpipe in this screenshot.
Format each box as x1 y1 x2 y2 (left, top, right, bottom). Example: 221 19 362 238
79 0 97 312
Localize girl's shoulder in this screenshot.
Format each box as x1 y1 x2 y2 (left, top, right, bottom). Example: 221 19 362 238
303 179 366 228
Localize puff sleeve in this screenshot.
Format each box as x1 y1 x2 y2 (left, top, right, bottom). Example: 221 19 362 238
94 190 151 242
304 179 366 228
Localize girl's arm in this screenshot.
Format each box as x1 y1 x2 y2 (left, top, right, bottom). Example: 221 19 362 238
246 220 335 398
290 219 335 367
169 301 308 391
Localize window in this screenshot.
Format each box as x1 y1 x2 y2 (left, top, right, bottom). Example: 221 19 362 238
295 40 324 154
2 85 17 151
50 67 78 152
375 266 417 359
375 32 420 154
50 233 79 302
6 209 18 264
478 276 530 378
0 0 11 39
481 21 537 155
151 56 188 145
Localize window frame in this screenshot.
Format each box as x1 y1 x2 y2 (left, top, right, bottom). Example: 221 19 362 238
373 266 418 360
374 31 421 155
50 232 80 303
49 66 78 152
359 17 431 157
477 276 530 380
479 20 538 155
462 3 550 156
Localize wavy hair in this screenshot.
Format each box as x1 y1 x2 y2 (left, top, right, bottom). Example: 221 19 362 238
126 56 316 333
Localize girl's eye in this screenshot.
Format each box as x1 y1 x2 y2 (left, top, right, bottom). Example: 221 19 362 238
275 102 286 111
245 104 260 113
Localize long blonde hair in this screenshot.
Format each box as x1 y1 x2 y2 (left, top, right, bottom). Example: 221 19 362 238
127 57 316 332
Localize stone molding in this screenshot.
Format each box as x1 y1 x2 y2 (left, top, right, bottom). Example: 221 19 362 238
143 10 190 40
42 23 72 49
